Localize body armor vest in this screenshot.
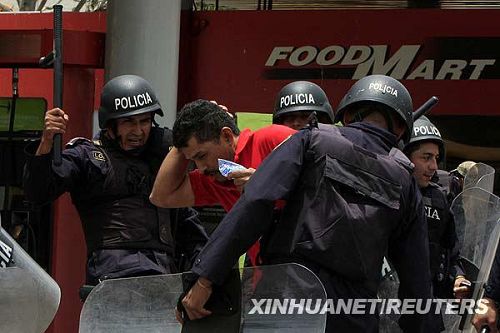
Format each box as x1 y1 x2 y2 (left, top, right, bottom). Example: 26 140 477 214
70 131 173 255
421 183 454 295
264 124 413 292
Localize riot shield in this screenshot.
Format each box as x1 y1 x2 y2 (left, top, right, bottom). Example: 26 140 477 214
378 257 402 333
240 263 327 332
462 162 495 193
79 263 327 333
0 227 61 333
79 272 184 333
0 267 39 333
446 188 500 332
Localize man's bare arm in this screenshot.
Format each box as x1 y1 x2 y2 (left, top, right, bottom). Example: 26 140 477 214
150 147 196 208
36 108 69 155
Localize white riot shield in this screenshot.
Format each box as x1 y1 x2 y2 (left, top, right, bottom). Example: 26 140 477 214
79 263 327 333
240 263 327 332
0 227 61 333
446 188 500 332
462 163 495 193
453 188 500 275
0 267 39 333
79 272 183 333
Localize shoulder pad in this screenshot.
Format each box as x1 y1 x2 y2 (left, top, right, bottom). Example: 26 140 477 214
150 127 172 144
317 123 341 134
388 147 414 172
65 137 93 148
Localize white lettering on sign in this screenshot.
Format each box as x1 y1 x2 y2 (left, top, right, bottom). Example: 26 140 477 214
265 45 496 80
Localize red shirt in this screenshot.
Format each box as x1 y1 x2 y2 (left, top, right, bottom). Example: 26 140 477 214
189 125 295 266
189 124 296 211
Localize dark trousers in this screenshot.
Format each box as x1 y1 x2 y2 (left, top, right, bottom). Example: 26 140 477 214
86 248 175 285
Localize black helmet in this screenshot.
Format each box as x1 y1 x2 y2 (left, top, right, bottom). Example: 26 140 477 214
98 74 163 129
273 81 334 124
404 116 445 161
335 75 413 142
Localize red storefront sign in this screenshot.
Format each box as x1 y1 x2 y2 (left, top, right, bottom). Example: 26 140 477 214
184 10 500 116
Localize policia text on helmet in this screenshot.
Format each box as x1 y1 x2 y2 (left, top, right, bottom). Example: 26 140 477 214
335 75 414 143
273 81 334 130
98 75 164 153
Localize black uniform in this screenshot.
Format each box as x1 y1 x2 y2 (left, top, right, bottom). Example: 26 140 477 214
421 183 463 299
23 127 207 284
485 247 500 304
191 123 436 332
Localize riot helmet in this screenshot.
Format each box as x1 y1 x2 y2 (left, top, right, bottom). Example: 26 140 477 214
335 75 413 142
404 116 445 162
98 75 163 129
273 81 334 125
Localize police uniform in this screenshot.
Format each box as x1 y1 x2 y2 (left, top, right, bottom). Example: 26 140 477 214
23 74 207 285
403 115 464 302
421 183 463 298
191 123 435 332
485 247 500 304
23 127 206 284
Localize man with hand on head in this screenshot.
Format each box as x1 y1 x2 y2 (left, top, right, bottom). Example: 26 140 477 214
150 99 296 266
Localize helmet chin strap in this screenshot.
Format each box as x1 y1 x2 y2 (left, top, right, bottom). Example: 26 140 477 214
307 111 318 128
152 118 160 128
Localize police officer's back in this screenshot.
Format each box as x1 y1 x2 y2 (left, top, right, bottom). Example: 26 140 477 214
23 75 206 285
181 75 437 332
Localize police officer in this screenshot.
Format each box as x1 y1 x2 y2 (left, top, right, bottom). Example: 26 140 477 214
273 81 334 130
23 75 206 285
404 116 470 330
178 75 437 332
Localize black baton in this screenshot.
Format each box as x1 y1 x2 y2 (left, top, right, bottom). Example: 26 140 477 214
39 5 63 165
413 96 439 120
52 5 63 165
